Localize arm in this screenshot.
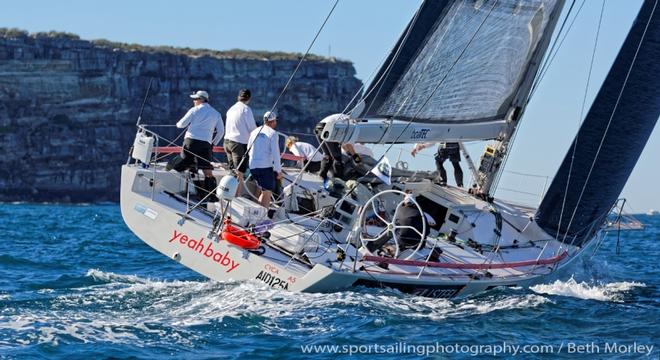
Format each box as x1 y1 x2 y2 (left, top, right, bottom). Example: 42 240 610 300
272 133 282 173
411 142 435 157
245 108 257 133
341 143 356 155
176 107 195 128
212 114 225 145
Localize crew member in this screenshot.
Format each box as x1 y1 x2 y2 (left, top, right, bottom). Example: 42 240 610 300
247 111 282 209
412 142 463 187
284 136 324 173
224 89 257 196
314 113 362 184
341 142 374 159
172 90 224 201
366 195 429 254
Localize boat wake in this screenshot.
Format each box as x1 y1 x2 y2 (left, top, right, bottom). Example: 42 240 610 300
530 277 645 302
1 269 555 347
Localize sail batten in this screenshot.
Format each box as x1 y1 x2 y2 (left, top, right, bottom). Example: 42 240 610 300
358 0 564 126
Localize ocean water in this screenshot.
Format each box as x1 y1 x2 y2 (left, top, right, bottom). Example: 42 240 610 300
0 204 657 359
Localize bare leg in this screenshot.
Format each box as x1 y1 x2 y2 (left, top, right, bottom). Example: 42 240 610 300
235 172 244 197
202 169 218 202
341 143 355 155
259 190 272 209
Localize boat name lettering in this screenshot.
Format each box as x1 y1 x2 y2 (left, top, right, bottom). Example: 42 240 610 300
255 270 289 290
169 230 240 273
411 128 430 140
412 287 461 299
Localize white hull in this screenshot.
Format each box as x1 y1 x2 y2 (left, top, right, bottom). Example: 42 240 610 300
120 163 587 299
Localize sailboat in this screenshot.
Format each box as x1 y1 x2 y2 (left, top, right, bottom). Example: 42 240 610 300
120 0 659 298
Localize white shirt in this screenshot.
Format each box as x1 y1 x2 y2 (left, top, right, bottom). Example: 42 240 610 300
290 142 324 162
176 103 224 145
247 125 282 172
225 101 257 144
351 143 374 158
341 143 374 158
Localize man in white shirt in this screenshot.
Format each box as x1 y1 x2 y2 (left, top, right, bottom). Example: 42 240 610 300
341 142 374 159
224 89 256 195
247 111 282 208
285 136 324 173
171 90 224 200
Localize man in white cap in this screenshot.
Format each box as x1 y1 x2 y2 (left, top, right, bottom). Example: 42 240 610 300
171 90 224 201
247 111 282 209
224 89 256 196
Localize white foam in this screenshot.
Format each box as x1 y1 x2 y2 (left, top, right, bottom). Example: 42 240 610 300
530 277 645 302
86 268 150 284
2 269 555 347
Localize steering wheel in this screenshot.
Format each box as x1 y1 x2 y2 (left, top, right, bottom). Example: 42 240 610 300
358 189 426 260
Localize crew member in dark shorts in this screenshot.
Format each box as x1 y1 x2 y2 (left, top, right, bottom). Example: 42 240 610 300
412 142 463 187
247 111 282 209
171 90 224 201
314 113 362 185
224 89 256 196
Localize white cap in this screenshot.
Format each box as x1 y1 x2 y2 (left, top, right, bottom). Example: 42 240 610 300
263 111 278 122
190 90 209 100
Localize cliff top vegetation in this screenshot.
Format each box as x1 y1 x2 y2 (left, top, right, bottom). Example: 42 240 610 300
0 28 348 63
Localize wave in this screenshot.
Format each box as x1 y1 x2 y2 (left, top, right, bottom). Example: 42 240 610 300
1 269 553 347
530 277 645 302
86 268 153 284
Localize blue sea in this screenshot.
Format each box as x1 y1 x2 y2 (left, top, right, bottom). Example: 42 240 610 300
0 204 657 359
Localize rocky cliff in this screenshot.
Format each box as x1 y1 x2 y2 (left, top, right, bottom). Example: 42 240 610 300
0 30 362 202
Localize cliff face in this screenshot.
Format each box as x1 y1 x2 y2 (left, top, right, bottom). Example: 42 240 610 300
0 32 362 202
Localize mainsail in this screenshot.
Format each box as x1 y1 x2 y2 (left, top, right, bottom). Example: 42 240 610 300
536 0 660 247
358 0 563 127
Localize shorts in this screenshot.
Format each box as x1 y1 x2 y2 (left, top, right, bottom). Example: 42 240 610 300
250 167 275 191
172 138 213 171
305 160 321 173
224 139 248 173
436 146 460 163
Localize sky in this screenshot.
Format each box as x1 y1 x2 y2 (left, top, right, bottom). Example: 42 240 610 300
1 0 657 212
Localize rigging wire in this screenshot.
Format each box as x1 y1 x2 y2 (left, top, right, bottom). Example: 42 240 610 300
527 0 588 102
491 0 583 195
554 0 607 252
526 0 608 270
232 0 339 175
373 0 500 166
559 0 657 250
185 0 341 214
359 5 424 117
